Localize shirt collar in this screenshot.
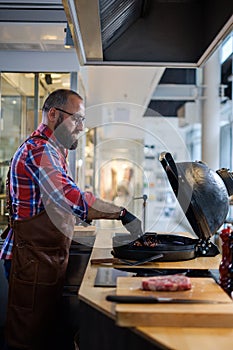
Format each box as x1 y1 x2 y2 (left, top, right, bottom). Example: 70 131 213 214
32 123 67 158
35 123 53 139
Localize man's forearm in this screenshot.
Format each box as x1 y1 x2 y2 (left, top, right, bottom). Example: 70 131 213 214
86 198 122 221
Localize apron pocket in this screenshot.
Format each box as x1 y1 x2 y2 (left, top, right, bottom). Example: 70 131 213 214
9 257 38 310
13 257 38 283
11 277 36 310
16 244 64 285
35 246 65 285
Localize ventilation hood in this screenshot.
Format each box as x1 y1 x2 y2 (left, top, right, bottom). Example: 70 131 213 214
63 0 233 67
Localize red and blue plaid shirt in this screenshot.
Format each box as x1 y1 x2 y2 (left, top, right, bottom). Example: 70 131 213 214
0 123 96 259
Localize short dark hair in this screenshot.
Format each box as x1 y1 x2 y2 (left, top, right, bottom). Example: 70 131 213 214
42 89 83 112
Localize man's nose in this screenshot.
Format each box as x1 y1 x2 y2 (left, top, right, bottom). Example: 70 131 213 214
76 123 84 132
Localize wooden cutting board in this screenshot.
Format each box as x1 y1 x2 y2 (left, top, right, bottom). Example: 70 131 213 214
114 277 233 328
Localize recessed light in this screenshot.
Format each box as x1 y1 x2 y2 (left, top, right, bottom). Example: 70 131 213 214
42 35 58 41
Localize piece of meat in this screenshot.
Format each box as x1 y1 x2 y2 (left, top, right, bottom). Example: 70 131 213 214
132 235 160 247
141 274 192 291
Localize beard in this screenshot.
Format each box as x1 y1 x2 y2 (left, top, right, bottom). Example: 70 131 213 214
54 114 79 150
68 139 78 150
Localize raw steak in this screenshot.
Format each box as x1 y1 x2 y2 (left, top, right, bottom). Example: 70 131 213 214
142 274 192 291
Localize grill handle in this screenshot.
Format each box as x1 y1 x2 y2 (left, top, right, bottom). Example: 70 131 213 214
216 168 233 196
159 152 179 196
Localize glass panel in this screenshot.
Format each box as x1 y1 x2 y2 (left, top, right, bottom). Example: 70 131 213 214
0 76 23 192
94 125 144 230
220 123 232 169
185 125 201 162
0 75 23 223
1 95 22 161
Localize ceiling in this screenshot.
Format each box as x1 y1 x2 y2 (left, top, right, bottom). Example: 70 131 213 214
0 1 70 53
0 0 164 114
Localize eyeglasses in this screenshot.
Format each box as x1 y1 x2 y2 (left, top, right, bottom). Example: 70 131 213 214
54 107 85 125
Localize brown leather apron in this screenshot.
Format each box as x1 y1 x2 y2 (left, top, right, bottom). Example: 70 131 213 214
6 208 75 349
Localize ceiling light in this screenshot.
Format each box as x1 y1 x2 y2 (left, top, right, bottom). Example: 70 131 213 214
42 35 58 41
62 82 70 87
77 159 83 167
25 73 34 79
52 79 62 84
51 73 62 79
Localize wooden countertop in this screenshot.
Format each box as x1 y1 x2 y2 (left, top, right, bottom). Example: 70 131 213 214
78 229 233 350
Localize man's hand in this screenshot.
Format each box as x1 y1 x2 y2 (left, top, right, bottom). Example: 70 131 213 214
119 209 143 240
86 199 143 240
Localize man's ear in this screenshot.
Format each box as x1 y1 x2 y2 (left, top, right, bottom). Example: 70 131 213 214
47 107 57 122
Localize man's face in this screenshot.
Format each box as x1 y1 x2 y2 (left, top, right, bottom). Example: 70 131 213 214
54 96 85 150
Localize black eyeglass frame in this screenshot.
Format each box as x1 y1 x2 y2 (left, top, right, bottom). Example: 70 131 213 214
54 107 86 125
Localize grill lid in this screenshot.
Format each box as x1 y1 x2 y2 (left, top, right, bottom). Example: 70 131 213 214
159 152 229 240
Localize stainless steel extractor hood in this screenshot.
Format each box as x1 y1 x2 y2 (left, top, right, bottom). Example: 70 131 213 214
63 0 233 67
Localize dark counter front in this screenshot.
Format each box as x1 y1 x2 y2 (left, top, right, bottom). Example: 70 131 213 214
61 239 94 348
78 301 168 350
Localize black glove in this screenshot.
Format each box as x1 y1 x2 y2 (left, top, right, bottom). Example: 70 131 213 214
119 208 143 240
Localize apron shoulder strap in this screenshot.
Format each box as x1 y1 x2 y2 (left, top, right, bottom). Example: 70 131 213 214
3 134 49 233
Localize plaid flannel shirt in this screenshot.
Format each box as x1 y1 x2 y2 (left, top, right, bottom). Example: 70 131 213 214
0 123 96 259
